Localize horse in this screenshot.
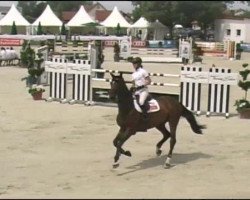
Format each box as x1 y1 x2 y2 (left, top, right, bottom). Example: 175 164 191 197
109 72 206 169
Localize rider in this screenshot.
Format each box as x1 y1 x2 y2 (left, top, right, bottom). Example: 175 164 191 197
131 57 151 121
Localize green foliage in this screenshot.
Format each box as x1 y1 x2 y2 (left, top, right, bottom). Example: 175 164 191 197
236 43 243 52
11 21 17 35
37 21 43 35
239 69 250 81
28 85 45 95
131 1 227 38
235 63 250 111
20 42 36 68
17 1 46 23
234 99 250 112
20 42 45 87
60 23 67 35
113 42 120 53
116 23 121 36
28 67 45 77
158 41 163 48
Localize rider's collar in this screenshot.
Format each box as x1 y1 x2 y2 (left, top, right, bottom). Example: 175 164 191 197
135 66 142 71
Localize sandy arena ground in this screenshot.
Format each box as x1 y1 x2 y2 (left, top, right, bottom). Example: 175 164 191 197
0 50 250 198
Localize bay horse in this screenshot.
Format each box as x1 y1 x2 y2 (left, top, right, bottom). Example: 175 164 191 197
109 72 206 169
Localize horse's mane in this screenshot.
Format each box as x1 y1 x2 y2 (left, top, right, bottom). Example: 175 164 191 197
111 73 134 117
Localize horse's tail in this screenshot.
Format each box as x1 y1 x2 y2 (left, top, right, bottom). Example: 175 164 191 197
181 105 206 134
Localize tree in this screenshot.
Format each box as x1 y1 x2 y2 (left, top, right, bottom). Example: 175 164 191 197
37 21 43 35
175 1 226 36
17 1 46 23
60 23 67 35
46 1 93 18
131 1 179 38
131 1 227 39
11 21 17 35
116 23 121 36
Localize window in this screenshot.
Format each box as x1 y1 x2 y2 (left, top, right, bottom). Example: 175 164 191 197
236 29 241 36
226 29 231 36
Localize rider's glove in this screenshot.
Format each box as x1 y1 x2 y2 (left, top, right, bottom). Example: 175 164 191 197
130 86 136 93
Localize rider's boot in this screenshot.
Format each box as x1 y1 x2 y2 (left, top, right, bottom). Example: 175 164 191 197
140 104 149 122
138 104 148 132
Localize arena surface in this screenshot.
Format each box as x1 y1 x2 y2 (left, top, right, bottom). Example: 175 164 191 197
0 51 249 198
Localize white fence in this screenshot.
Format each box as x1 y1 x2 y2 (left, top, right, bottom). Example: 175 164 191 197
44 59 238 117
180 65 238 117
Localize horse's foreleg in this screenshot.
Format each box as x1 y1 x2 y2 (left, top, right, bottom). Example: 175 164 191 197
113 128 133 168
156 124 171 156
113 128 131 157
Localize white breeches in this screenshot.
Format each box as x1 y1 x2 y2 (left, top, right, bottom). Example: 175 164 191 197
136 89 149 105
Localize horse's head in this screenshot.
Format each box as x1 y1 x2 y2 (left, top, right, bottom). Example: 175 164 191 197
109 72 125 100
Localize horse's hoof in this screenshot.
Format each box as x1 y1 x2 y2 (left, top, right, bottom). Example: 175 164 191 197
124 151 132 157
163 163 171 169
113 163 120 168
156 149 162 156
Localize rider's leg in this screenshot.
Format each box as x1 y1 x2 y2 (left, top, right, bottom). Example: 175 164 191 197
139 90 149 120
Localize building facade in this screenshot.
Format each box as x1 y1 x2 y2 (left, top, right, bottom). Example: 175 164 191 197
214 17 250 43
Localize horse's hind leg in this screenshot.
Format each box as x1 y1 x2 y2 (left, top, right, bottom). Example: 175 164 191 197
164 118 179 168
155 123 170 156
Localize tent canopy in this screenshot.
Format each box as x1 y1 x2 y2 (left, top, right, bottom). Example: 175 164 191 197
0 4 30 26
149 19 167 29
32 4 62 26
100 6 131 28
130 17 150 28
66 5 95 27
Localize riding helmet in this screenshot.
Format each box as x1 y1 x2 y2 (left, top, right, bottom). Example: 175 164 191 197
132 57 142 64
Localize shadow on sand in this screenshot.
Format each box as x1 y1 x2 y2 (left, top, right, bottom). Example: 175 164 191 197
116 152 212 176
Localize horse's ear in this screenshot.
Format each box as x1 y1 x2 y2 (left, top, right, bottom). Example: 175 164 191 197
119 72 123 77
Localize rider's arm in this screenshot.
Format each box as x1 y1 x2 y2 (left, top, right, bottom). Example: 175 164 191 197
145 76 151 86
131 80 135 87
130 80 136 92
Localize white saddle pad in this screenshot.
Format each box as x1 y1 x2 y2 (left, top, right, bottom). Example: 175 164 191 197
134 99 160 113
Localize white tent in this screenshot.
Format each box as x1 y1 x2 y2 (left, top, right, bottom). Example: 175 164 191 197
130 17 149 28
32 4 63 35
66 5 95 27
130 18 169 40
32 5 62 26
0 4 31 34
129 17 150 40
100 6 131 28
0 4 30 26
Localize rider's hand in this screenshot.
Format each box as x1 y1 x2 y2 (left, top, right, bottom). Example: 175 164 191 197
130 86 135 93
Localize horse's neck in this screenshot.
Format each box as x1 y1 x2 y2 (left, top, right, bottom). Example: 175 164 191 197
117 87 134 117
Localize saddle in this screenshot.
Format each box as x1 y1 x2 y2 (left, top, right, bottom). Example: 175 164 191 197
133 95 160 113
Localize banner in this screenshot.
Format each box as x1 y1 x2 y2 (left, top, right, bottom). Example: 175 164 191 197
0 38 23 46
